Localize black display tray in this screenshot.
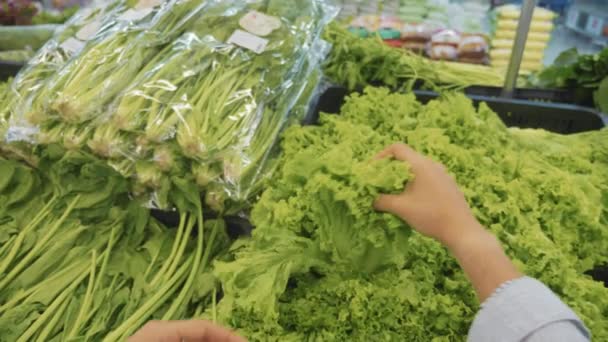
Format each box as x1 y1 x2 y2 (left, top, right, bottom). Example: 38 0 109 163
0 61 24 81
464 85 586 107
308 86 607 134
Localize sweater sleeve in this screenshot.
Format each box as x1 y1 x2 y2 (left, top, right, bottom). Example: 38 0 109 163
467 277 590 342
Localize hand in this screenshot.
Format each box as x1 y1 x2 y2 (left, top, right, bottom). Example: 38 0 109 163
373 143 484 249
128 320 247 342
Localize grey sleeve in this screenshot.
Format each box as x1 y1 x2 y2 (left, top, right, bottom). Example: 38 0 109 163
467 277 590 342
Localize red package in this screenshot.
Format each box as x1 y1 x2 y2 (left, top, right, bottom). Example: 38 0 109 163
384 39 403 48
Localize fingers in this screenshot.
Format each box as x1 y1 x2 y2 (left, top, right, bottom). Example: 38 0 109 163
172 320 245 342
129 320 246 342
375 143 424 165
374 194 406 214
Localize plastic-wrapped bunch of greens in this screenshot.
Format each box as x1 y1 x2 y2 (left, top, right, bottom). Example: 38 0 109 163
96 0 337 209
4 0 168 142
6 0 338 211
43 0 209 125
3 2 111 135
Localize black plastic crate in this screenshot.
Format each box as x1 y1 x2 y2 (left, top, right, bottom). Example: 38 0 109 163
0 61 23 81
152 209 252 239
464 85 583 106
310 86 607 134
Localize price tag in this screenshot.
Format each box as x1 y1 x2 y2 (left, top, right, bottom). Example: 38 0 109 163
60 37 86 54
585 15 603 36
239 11 281 36
566 10 579 28
136 0 163 10
119 8 154 21
228 29 269 54
76 20 102 41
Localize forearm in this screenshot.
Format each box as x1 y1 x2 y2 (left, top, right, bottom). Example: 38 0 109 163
445 223 521 302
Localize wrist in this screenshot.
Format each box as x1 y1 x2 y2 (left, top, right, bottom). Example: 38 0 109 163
442 220 492 252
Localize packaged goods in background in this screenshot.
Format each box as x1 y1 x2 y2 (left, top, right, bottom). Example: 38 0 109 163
490 5 556 74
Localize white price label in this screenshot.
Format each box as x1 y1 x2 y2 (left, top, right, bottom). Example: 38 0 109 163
60 37 85 54
136 0 163 10
566 10 579 28
228 29 269 54
76 20 102 41
119 8 153 21
585 15 603 36
239 11 281 36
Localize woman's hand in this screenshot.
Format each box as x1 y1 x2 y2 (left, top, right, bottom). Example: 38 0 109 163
374 143 521 301
128 320 246 342
373 143 484 249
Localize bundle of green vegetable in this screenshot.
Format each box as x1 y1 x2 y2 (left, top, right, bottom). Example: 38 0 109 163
211 87 608 340
322 23 505 90
0 79 13 147
5 0 337 211
6 0 135 127
40 0 202 125
0 151 232 341
104 0 335 209
530 47 608 113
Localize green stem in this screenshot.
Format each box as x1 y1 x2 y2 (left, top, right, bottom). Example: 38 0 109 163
0 196 79 292
65 250 97 339
34 293 71 342
16 250 102 342
150 212 186 286
0 195 57 275
0 260 88 315
212 287 217 323
103 256 193 342
162 215 196 284
162 208 205 320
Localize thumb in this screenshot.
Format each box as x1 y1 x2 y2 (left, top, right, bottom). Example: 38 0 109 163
374 194 406 215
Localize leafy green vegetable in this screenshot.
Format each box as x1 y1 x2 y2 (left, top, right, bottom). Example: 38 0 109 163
322 23 505 90
0 154 232 340
530 47 608 113
213 87 608 341
31 6 80 25
0 50 33 63
0 25 58 52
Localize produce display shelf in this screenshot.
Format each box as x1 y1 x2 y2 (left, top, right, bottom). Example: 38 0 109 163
309 85 607 287
308 86 607 134
463 85 590 108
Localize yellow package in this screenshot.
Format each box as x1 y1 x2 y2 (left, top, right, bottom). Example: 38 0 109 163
497 19 554 33
492 39 547 51
494 30 552 42
497 5 556 21
490 49 544 61
492 58 543 71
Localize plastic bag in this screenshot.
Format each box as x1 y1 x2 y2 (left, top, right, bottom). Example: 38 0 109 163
5 0 168 142
137 0 338 209
458 34 489 59
429 29 460 61
40 0 210 126
5 0 339 211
